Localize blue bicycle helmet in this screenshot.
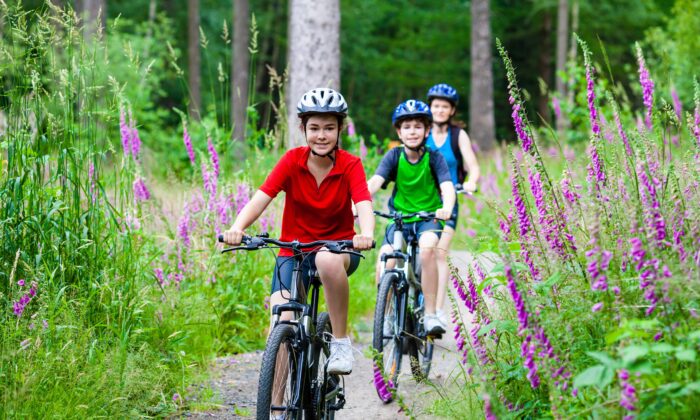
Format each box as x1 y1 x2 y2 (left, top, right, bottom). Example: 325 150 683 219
427 83 459 106
391 99 432 127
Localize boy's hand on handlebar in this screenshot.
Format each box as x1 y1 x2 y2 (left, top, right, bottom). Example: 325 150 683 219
435 208 451 221
222 228 245 245
463 180 478 193
352 234 374 250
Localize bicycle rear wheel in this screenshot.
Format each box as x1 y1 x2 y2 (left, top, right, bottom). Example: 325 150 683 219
372 272 403 403
256 324 302 420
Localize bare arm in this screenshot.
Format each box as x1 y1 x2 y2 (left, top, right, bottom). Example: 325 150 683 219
222 190 274 244
367 174 386 196
459 130 481 191
352 200 375 250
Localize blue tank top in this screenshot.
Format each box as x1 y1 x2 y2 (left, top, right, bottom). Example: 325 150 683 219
426 130 458 184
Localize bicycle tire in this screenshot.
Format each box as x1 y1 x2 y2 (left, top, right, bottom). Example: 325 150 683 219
372 272 403 403
407 314 434 382
311 312 337 420
256 324 302 420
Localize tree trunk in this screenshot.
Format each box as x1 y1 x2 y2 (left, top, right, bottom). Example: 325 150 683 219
537 10 552 124
469 0 496 152
81 0 106 42
188 0 201 120
565 0 579 129
287 0 341 149
555 0 569 135
232 0 250 143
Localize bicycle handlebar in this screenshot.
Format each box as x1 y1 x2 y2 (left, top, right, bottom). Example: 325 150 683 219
218 234 375 255
455 184 478 196
373 210 438 221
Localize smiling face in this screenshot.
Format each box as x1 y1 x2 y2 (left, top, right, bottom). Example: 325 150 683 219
429 98 455 124
396 118 429 149
303 114 341 155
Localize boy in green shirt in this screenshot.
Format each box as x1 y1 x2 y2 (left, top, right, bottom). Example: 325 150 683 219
367 99 456 334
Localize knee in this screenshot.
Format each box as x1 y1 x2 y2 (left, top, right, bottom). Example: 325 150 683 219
421 246 436 262
316 253 346 281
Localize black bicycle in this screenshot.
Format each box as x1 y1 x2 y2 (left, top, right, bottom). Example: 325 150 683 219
220 234 371 419
372 211 442 403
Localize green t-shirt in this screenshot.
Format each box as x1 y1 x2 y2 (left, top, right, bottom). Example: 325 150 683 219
375 147 451 222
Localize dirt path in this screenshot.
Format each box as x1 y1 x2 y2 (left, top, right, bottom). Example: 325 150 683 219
186 251 499 419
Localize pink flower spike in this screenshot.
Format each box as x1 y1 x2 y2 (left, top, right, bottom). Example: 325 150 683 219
592 302 603 312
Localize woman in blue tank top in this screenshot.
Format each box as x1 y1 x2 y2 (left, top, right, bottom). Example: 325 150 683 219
425 83 481 329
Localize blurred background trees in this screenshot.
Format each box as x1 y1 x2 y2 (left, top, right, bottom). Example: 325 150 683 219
5 0 687 162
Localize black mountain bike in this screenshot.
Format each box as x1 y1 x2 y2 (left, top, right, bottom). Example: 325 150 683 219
371 211 441 403
220 234 371 419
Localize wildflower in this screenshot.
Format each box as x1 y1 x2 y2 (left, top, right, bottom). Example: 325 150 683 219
172 393 180 403
585 65 600 136
202 163 217 196
13 283 37 318
359 137 367 160
42 319 48 329
347 120 356 137
17 279 25 287
511 172 531 237
552 96 561 120
178 205 191 247
592 302 603 312
671 87 682 121
119 108 131 157
654 331 663 341
372 363 394 402
483 394 497 420
505 265 529 332
207 137 220 179
522 335 540 388
183 124 196 165
509 96 534 153
589 141 605 185
618 369 637 415
235 184 250 214
130 112 142 159
561 176 580 205
133 178 151 201
636 44 654 131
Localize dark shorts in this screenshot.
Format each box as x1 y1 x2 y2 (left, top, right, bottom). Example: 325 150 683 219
381 219 444 247
271 253 361 295
445 200 459 230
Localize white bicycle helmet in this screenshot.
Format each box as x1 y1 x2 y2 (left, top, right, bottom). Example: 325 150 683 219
296 88 348 117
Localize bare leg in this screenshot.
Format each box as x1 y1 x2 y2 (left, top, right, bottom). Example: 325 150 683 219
316 252 351 338
435 226 455 311
418 232 440 315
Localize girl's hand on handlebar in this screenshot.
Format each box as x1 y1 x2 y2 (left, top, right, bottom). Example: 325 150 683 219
352 234 374 251
435 208 451 221
222 227 245 245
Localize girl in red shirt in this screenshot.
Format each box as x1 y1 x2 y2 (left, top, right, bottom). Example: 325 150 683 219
222 88 374 375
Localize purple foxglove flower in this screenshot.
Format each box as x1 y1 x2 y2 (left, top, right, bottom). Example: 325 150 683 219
133 178 151 201
483 394 497 420
17 279 25 287
207 137 220 179
235 184 250 214
347 120 356 137
509 96 534 153
671 88 682 121
505 265 529 332
613 107 633 157
183 124 196 165
592 302 603 312
636 45 654 131
360 137 367 160
552 96 561 120
119 108 131 157
585 65 600 136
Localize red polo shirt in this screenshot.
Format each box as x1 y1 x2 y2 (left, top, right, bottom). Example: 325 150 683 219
259 147 372 256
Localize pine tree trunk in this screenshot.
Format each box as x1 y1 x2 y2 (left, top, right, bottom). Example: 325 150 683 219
537 10 552 124
287 0 340 149
555 0 569 135
188 0 201 120
232 0 250 144
469 0 496 152
81 0 106 42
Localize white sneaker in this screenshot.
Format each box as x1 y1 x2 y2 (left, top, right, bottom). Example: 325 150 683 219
436 309 448 329
424 314 446 335
383 313 395 337
327 337 354 375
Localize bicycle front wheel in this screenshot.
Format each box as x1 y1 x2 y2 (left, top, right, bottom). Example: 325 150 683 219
256 324 302 420
372 272 403 403
407 313 434 382
311 312 338 420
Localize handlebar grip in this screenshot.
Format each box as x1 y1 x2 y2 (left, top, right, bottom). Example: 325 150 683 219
218 234 224 243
